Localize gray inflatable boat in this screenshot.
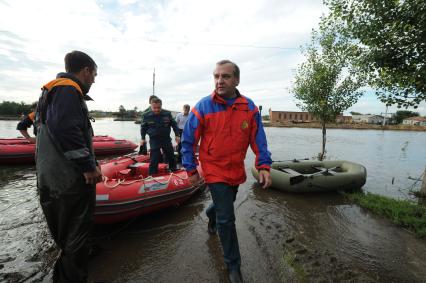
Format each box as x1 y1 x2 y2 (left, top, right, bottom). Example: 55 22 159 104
252 160 367 193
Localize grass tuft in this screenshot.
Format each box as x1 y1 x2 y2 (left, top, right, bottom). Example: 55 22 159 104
283 251 307 282
347 192 426 238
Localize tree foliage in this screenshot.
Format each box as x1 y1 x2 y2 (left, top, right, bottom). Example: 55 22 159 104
0 101 33 116
292 30 365 123
292 28 365 160
118 105 126 118
116 105 139 118
324 0 426 108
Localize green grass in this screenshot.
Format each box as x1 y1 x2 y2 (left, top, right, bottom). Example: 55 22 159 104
283 251 307 282
347 192 426 238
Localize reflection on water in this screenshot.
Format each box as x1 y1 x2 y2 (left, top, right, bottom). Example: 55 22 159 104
89 194 216 282
1 120 426 281
0 165 51 282
250 185 426 281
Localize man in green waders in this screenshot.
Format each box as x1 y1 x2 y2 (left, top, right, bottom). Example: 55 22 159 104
35 50 102 282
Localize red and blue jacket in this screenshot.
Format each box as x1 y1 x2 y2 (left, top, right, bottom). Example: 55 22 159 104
181 89 272 185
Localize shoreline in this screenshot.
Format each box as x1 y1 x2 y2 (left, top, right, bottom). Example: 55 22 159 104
0 116 20 121
263 121 426 131
2 116 425 131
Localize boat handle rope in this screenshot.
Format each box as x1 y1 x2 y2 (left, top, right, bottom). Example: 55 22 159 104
102 171 189 189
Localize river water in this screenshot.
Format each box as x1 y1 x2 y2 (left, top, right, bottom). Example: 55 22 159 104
0 119 425 282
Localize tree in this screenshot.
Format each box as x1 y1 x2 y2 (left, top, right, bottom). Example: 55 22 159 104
324 0 426 108
118 105 126 118
350 111 362 115
292 29 365 160
393 110 419 124
0 101 32 116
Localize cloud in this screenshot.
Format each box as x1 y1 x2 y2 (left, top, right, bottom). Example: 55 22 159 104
0 0 423 115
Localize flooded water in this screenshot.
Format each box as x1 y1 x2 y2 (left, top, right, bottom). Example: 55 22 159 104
1 119 426 282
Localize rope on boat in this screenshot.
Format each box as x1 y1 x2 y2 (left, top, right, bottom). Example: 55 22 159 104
103 171 189 189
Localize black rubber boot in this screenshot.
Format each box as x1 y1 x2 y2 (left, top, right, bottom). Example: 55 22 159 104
228 269 243 283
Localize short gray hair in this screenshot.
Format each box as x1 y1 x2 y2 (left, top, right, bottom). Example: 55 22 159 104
216 59 240 79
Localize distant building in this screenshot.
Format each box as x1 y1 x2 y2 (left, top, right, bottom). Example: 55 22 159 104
352 114 385 124
403 116 426 126
336 115 353 124
368 115 385 124
269 110 318 123
269 110 353 123
352 114 370 123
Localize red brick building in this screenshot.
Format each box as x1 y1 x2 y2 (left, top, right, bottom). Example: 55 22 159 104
269 110 318 123
269 110 352 123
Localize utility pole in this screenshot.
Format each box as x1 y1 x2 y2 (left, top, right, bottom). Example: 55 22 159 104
382 105 388 126
381 104 394 125
152 68 155 96
421 166 426 197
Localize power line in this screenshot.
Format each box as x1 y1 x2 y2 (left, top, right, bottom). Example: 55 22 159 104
108 36 299 50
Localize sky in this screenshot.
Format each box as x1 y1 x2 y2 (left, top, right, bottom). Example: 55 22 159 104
0 0 424 116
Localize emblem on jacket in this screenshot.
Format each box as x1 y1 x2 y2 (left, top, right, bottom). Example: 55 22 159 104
241 120 248 129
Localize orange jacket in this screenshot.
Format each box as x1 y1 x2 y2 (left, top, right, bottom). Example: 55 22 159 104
182 90 271 185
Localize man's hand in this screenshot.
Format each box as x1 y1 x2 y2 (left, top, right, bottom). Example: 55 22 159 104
140 140 146 146
175 136 181 144
20 130 35 143
188 172 202 186
83 166 103 185
258 169 272 189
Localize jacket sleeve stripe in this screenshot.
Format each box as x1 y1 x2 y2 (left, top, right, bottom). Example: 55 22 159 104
182 108 202 171
250 110 272 170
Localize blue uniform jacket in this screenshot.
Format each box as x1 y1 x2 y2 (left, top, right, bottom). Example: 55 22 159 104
140 110 180 149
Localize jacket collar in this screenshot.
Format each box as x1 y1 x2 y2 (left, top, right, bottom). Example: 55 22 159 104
56 72 93 100
211 89 247 105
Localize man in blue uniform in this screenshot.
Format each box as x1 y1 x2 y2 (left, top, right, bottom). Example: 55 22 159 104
139 94 158 155
140 97 180 175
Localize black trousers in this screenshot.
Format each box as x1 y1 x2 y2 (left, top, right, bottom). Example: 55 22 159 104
139 143 148 155
177 129 183 161
39 186 95 283
149 142 176 175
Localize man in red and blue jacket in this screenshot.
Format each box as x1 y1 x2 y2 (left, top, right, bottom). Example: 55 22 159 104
181 60 272 283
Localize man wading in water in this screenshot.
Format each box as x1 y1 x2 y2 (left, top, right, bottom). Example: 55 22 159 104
181 60 272 283
36 50 102 282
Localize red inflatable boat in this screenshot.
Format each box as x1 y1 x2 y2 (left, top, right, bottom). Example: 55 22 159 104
0 136 138 165
95 154 204 224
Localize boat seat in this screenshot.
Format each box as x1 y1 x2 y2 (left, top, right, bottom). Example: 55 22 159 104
312 166 338 176
278 167 302 176
278 167 306 185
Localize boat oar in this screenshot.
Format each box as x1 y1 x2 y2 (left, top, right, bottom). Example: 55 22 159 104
283 166 339 186
273 158 309 163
